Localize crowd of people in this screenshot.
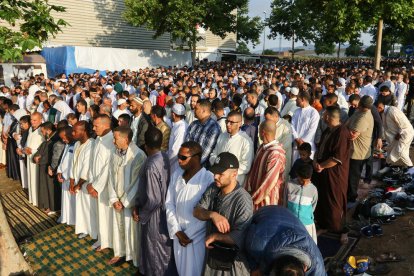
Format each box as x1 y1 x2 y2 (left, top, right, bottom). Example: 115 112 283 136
0 58 414 275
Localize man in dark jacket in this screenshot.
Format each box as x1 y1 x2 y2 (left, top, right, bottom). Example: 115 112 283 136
129 97 150 152
245 206 326 276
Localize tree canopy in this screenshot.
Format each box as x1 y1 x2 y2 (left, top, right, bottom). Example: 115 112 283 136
0 0 67 62
124 0 255 64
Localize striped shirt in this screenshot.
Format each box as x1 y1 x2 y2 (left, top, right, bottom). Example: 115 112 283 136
245 139 286 210
185 117 221 165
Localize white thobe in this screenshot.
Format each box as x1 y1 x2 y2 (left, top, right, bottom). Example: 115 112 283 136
280 98 299 117
53 100 75 121
109 144 146 266
15 131 28 189
291 105 320 160
165 168 214 276
167 119 188 173
70 139 94 236
209 131 254 185
383 106 414 167
57 143 76 225
185 110 196 125
131 114 141 144
395 81 408 111
26 127 44 206
89 132 115 249
360 84 377 100
276 118 293 181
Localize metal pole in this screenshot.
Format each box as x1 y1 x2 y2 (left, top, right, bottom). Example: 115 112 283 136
263 11 266 55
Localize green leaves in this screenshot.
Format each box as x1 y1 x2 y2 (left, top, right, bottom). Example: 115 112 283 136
0 0 67 62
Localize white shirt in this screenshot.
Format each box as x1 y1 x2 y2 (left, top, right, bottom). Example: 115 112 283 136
281 98 299 117
209 131 254 185
79 112 91 122
395 81 408 111
360 83 377 100
291 105 320 153
57 143 75 180
168 119 188 170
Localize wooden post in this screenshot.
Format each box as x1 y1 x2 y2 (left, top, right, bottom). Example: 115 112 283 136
374 18 383 70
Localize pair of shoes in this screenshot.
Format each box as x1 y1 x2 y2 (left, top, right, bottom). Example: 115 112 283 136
361 224 383 238
78 233 88 239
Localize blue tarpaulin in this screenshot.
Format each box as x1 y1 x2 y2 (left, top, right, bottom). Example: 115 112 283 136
41 46 95 78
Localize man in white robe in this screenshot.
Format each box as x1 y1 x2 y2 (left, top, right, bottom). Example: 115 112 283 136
70 121 94 238
57 126 76 225
168 104 188 173
395 74 408 111
87 115 115 250
108 126 146 266
24 112 44 206
291 91 319 160
166 141 214 276
209 111 254 185
377 102 414 167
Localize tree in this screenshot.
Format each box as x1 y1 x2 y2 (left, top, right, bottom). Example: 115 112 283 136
345 43 362 57
305 0 414 68
124 0 250 65
364 45 376 57
236 42 251 54
263 49 277 55
267 0 317 60
314 40 335 56
237 4 263 47
0 0 67 62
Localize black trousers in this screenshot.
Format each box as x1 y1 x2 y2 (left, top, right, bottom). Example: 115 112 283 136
348 159 365 201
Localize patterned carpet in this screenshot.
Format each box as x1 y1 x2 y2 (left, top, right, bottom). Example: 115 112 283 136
21 224 138 275
0 189 59 242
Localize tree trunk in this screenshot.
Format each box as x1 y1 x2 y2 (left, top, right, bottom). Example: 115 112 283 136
291 32 295 60
337 42 341 58
374 18 383 70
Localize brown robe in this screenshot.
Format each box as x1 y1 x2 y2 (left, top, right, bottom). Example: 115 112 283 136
313 124 351 232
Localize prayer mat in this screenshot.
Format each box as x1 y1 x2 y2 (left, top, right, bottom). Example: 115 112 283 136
21 224 138 275
318 232 359 267
0 189 59 242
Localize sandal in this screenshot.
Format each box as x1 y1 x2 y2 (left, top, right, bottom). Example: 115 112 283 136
376 252 405 263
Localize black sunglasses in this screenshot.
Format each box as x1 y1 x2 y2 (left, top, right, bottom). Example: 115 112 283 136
177 152 201 161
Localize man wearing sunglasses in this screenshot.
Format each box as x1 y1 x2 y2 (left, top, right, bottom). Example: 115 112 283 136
166 141 214 276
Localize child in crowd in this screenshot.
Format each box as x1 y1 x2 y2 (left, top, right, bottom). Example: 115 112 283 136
290 142 313 179
286 163 318 244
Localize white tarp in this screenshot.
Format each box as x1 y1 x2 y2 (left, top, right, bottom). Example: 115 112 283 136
74 46 191 71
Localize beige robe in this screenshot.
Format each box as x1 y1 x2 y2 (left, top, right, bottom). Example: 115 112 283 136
26 127 44 206
276 118 293 182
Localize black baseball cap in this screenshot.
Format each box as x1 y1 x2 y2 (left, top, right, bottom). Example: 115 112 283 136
210 152 239 174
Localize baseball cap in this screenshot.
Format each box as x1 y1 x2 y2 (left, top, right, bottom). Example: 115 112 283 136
172 103 185 116
210 152 239 174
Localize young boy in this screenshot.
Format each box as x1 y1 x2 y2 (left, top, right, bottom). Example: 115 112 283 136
286 163 318 244
289 142 313 179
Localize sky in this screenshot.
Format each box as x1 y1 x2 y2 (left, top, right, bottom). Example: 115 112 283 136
247 0 372 52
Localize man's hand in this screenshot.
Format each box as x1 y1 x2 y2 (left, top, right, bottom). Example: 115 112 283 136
349 130 360 141
113 201 124 211
395 133 401 140
295 138 304 146
33 155 41 164
132 208 139 222
251 269 262 276
57 173 64 183
314 163 323 173
23 147 32 155
376 138 383 150
16 148 23 156
73 184 81 193
211 212 230 233
176 231 192 247
86 184 98 198
48 166 54 177
205 233 218 249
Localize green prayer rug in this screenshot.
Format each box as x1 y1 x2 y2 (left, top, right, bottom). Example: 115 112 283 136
20 224 138 275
